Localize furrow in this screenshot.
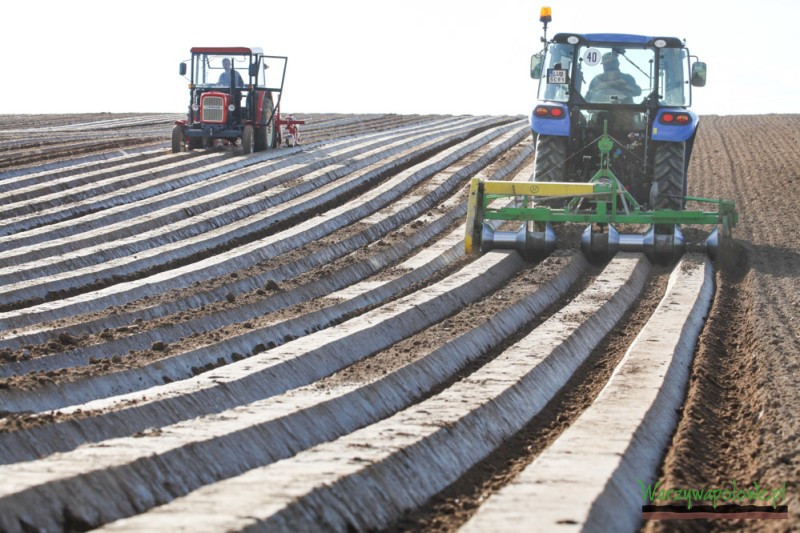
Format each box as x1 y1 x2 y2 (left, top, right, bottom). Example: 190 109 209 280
0 116 497 270
0 257 583 526
0 120 526 317
0 116 467 242
0 202 467 380
0 151 223 206
0 249 524 415
76 254 648 533
462 254 714 532
0 137 533 383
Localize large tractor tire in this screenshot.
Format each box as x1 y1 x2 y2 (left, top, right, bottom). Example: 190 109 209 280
171 125 185 153
241 125 255 155
533 135 569 207
533 135 568 182
650 141 687 210
255 98 277 151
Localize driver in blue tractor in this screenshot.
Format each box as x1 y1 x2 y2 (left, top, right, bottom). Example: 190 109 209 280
586 52 641 103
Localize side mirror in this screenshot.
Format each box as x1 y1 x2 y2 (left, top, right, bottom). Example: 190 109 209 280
530 54 543 79
249 63 259 77
691 62 707 87
179 63 187 76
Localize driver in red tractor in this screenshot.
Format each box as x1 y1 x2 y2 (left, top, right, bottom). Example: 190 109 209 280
218 58 244 87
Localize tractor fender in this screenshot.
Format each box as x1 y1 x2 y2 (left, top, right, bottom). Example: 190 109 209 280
651 109 699 142
530 104 570 137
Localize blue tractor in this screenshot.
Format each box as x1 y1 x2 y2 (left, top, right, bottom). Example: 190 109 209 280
464 7 736 264
529 8 707 210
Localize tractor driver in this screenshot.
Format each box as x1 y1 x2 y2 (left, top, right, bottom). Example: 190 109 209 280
218 58 244 87
586 52 641 103
218 58 244 123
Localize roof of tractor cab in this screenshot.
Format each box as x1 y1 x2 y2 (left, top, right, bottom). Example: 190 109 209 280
190 47 265 55
552 33 684 47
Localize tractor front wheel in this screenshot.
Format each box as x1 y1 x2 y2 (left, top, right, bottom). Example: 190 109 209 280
242 125 255 155
171 126 186 153
650 141 687 210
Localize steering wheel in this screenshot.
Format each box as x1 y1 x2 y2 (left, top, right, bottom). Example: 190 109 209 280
587 88 632 104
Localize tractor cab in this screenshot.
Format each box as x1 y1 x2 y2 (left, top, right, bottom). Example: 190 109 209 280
173 46 303 154
532 35 706 133
529 29 708 208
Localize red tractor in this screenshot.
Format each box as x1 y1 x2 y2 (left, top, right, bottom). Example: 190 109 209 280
173 47 303 154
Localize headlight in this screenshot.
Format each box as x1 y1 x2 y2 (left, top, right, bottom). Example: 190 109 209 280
228 104 235 112
191 104 199 111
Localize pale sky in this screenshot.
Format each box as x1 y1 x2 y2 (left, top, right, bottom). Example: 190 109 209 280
2 0 797 117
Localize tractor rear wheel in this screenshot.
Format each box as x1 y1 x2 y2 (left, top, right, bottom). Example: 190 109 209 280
171 126 185 153
242 125 255 155
533 135 569 207
533 135 568 182
255 98 277 151
651 141 687 210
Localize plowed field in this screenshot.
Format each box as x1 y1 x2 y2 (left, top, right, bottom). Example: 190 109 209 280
0 112 797 532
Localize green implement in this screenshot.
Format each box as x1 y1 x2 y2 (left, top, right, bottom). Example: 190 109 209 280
465 127 737 264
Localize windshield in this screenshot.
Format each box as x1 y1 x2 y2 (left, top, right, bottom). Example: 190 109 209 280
538 43 691 107
189 54 287 91
192 54 252 88
577 46 652 105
